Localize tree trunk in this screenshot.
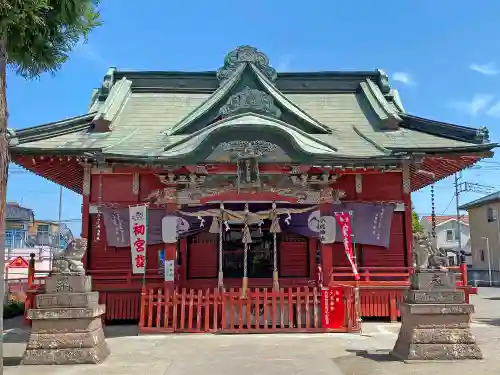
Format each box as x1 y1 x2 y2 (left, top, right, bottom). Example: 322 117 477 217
0 36 10 375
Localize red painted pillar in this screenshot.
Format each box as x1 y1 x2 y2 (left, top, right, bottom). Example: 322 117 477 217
81 165 91 271
164 203 177 293
403 194 413 272
460 263 468 286
320 203 333 286
402 165 413 274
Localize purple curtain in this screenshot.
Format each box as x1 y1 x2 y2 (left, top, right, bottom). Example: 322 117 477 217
100 207 212 248
100 202 394 248
281 203 395 248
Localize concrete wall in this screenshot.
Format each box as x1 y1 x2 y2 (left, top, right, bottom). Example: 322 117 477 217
467 202 500 284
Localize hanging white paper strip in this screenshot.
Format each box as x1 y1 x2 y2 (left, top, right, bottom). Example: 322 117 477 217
129 205 148 274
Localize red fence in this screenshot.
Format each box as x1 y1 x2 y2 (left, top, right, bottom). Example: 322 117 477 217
139 286 359 334
24 264 475 325
331 265 470 286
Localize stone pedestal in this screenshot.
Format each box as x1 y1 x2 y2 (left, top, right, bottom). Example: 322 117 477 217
21 275 110 365
391 271 482 361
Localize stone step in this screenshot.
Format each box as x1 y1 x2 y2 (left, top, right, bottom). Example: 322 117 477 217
22 342 110 365
36 291 99 309
392 342 483 361
26 327 106 350
27 305 105 321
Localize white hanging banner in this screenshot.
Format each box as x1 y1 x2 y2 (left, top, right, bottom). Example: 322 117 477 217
129 205 148 274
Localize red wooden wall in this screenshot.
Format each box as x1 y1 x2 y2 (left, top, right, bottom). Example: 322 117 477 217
328 172 409 272
279 234 310 277
187 232 218 279
86 171 410 287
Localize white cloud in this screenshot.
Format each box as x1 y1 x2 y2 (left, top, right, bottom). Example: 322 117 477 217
469 62 499 76
392 72 416 86
74 39 106 66
450 94 495 116
276 54 293 72
486 100 500 117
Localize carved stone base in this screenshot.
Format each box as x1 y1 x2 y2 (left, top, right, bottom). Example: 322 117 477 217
22 343 110 365
21 275 110 365
392 274 482 361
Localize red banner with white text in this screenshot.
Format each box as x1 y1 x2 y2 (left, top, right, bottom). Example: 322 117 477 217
321 286 345 329
129 204 148 274
334 212 360 280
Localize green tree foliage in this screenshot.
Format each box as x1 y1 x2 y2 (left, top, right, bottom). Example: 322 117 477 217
0 1 101 367
412 210 424 233
1 0 101 77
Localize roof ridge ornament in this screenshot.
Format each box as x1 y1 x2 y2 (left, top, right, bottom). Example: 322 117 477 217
217 46 277 85
376 69 391 94
221 140 278 158
99 67 117 98
219 86 282 118
476 126 490 143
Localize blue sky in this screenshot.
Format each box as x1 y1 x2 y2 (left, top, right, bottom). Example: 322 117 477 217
6 0 500 235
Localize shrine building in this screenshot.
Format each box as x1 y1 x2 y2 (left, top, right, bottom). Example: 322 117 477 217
9 46 497 333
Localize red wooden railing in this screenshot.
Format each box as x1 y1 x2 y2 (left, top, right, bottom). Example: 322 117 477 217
139 286 359 334
331 264 471 287
330 264 475 321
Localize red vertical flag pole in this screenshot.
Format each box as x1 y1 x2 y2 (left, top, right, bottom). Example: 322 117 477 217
334 211 361 332
348 210 362 332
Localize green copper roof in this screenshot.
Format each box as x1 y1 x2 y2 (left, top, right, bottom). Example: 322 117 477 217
162 113 338 159
8 45 497 163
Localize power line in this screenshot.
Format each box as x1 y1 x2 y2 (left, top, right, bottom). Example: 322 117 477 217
36 218 82 223
440 193 456 215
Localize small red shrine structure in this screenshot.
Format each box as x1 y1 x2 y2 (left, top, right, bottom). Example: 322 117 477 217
9 46 497 333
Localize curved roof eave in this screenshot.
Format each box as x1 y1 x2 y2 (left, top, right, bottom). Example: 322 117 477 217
8 113 96 147
400 113 491 144
162 112 338 157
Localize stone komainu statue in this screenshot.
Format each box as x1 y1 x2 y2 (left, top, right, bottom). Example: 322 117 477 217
51 238 87 275
412 232 449 270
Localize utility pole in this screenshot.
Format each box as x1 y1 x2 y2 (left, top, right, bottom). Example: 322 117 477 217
57 185 63 250
456 179 495 263
454 173 463 253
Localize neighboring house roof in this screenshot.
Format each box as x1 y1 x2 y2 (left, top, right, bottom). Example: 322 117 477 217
33 221 74 241
6 202 34 222
35 220 58 225
458 191 500 210
421 215 469 226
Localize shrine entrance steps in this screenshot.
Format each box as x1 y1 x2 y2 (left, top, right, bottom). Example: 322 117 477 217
138 286 360 334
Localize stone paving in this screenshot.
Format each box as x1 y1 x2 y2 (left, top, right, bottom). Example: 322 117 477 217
2 287 500 375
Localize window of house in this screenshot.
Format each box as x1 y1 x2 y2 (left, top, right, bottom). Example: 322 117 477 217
487 207 498 222
36 224 51 245
480 250 485 262
36 224 49 235
445 229 454 242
